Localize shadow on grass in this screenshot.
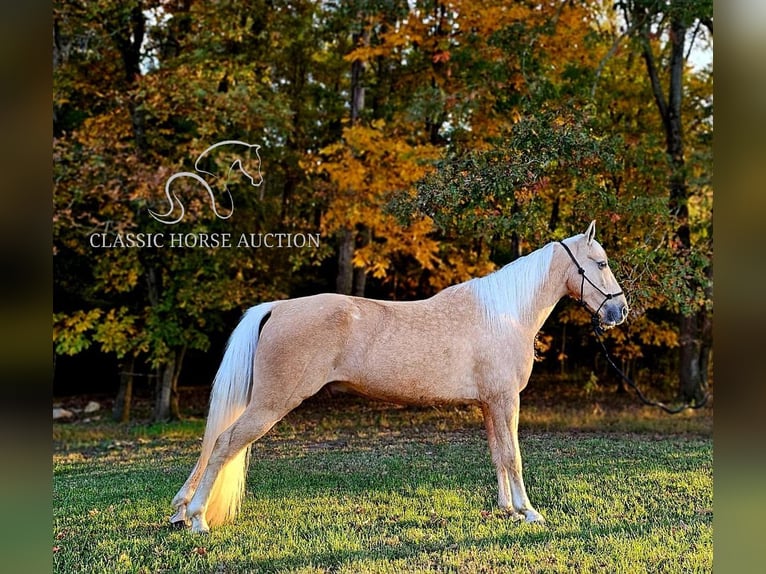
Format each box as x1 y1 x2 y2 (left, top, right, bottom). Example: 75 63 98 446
195 509 709 573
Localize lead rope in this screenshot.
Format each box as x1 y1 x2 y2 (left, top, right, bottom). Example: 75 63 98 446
591 326 709 414
558 241 709 415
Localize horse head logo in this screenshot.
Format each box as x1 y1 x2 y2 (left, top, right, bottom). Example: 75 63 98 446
149 140 263 225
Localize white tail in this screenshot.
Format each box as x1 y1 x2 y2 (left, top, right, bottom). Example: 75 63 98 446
198 302 274 526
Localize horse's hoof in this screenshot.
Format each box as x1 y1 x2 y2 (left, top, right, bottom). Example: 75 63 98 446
523 509 546 523
190 516 210 534
502 509 525 521
170 519 189 529
169 507 188 526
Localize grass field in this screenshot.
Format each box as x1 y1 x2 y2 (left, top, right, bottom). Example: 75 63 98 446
53 394 712 573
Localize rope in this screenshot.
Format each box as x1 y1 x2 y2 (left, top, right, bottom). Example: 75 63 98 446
592 326 709 414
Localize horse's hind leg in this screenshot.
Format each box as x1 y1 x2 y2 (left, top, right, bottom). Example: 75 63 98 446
484 396 545 523
169 458 206 526
186 404 286 533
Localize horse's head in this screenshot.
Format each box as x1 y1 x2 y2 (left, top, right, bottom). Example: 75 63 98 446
231 143 263 187
194 141 263 188
559 221 629 331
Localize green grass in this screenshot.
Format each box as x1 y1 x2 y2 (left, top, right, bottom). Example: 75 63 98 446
53 397 712 573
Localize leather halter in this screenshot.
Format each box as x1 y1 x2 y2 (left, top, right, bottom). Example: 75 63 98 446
558 240 623 334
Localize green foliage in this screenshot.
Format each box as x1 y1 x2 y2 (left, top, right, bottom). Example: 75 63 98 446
53 309 103 356
392 110 623 242
53 0 341 373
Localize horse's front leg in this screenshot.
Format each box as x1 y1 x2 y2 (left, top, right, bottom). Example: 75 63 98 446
485 395 545 523
481 404 516 516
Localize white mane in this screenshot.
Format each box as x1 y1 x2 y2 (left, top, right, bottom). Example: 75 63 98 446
467 242 555 327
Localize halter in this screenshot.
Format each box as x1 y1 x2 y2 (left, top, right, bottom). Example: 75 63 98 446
558 240 623 334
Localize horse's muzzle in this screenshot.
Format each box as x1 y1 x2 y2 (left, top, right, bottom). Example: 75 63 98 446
600 301 629 328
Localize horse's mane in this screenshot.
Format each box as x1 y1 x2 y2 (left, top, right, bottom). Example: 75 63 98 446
466 242 555 327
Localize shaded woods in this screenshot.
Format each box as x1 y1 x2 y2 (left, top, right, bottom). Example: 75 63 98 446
53 0 712 421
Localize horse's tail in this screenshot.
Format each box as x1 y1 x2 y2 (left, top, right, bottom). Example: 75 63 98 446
200 302 275 526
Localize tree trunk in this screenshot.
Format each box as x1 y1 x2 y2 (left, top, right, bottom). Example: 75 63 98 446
667 17 706 405
335 24 369 297
635 3 709 404
112 359 134 423
336 228 368 296
154 347 185 422
698 264 713 389
351 60 365 124
350 26 367 124
679 314 704 403
170 345 186 420
154 357 174 422
336 228 355 295
106 5 146 151
353 264 367 297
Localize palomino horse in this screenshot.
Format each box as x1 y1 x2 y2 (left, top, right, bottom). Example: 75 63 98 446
170 221 628 533
149 140 263 225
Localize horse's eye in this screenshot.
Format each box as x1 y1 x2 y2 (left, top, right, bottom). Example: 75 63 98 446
597 262 607 270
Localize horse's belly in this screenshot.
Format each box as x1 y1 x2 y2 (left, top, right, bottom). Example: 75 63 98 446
331 353 479 405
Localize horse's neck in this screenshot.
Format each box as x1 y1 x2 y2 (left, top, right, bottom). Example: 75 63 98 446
469 242 568 334
529 244 570 331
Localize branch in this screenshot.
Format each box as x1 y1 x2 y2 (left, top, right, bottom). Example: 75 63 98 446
639 28 669 127
686 16 713 63
617 1 669 124
685 20 700 62
590 16 645 99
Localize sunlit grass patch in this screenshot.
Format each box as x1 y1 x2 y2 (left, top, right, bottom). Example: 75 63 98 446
54 397 712 573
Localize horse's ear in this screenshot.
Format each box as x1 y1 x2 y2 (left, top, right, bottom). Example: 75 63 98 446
585 220 596 245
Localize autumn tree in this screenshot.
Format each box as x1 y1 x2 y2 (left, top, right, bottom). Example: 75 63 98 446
53 0 333 419
53 0 712 411
609 0 713 403
390 0 712 399
54 0 155 418
314 0 567 297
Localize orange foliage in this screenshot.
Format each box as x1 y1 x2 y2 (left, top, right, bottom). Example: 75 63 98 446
309 123 442 282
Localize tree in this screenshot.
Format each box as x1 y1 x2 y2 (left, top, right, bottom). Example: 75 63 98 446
53 0 327 419
53 0 713 410
615 0 713 403
389 0 712 398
